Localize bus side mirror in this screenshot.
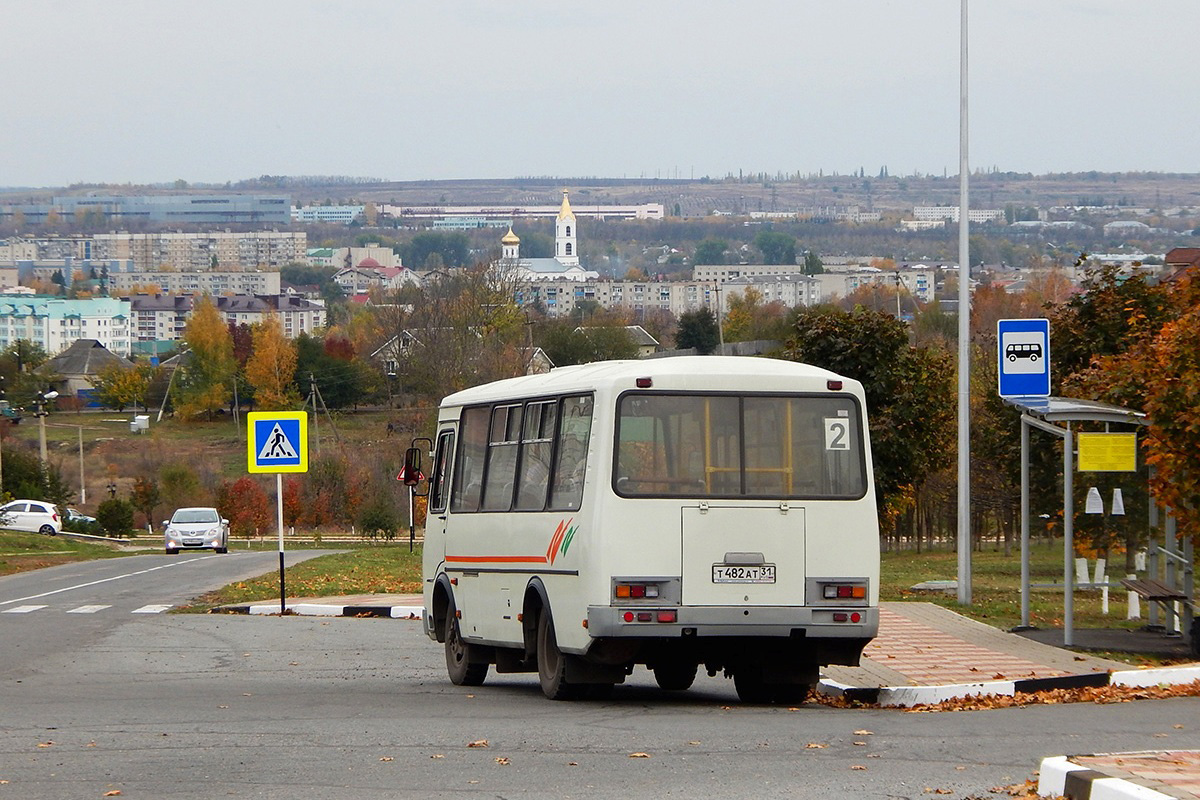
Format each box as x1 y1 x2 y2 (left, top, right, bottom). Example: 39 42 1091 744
403 447 426 493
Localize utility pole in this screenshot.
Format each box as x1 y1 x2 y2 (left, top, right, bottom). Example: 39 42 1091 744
956 0 973 605
309 373 320 456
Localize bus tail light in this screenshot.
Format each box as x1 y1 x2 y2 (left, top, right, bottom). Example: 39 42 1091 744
822 584 866 600
614 582 660 600
620 609 678 624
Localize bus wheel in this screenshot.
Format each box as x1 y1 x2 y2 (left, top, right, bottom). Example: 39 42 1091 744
445 601 487 686
771 683 812 705
733 671 773 704
536 608 583 700
653 662 698 691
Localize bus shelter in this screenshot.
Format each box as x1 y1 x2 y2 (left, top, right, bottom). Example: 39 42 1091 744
1003 396 1194 649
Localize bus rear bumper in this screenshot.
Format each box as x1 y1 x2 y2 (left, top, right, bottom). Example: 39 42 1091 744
585 605 878 640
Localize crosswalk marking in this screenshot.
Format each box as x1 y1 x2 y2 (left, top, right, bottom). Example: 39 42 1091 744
131 604 172 614
3 605 48 614
67 605 112 614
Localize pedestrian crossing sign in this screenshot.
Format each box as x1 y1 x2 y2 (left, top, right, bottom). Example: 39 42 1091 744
247 411 309 473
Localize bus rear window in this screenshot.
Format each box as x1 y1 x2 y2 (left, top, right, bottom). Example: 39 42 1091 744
614 393 866 499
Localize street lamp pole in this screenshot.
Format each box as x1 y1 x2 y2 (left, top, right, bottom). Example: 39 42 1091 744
35 390 59 465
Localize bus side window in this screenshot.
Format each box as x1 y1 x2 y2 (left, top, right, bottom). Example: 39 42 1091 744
515 400 557 511
429 430 455 514
451 406 490 513
549 395 593 511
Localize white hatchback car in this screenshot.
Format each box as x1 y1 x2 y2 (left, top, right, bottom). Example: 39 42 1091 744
163 507 230 554
0 499 62 535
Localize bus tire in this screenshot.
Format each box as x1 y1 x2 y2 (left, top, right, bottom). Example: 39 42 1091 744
536 608 583 700
771 683 812 705
653 662 698 691
445 599 487 686
733 671 773 704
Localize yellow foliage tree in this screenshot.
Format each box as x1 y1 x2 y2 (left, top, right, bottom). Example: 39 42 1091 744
177 295 235 419
245 314 301 410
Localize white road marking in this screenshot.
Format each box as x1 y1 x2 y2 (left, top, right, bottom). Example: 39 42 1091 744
0 554 224 608
3 605 48 614
132 604 172 614
67 605 112 614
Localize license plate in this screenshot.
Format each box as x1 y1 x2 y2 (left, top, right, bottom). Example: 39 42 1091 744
712 564 776 583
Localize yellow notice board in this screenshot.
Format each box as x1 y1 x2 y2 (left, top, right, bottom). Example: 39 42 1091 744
1077 432 1137 472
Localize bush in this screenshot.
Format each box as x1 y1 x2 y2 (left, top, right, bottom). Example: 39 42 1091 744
358 499 399 541
96 498 135 538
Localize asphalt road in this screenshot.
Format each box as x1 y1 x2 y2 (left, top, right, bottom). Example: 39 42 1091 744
2 554 1198 799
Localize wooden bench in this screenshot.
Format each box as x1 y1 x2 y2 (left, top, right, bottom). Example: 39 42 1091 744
1120 577 1190 604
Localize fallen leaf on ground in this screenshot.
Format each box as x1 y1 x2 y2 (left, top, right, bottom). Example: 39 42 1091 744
853 741 867 746
854 729 873 735
430 754 444 759
467 739 489 748
379 757 394 762
104 792 122 797
805 743 826 749
495 757 510 765
629 752 651 758
926 789 952 795
36 742 54 748
568 762 578 766
687 741 701 746
851 765 867 770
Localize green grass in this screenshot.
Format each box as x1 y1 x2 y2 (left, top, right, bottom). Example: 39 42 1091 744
176 544 423 612
0 530 137 576
882 541 1140 631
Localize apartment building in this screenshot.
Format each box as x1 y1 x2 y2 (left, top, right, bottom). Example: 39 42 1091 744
0 295 132 356
89 230 306 271
126 293 325 344
110 270 282 295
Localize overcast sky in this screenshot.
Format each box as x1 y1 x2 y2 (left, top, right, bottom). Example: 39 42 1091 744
3 1 1196 188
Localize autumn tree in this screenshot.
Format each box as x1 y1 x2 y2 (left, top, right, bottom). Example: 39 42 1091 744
93 362 159 412
245 314 301 410
216 476 271 538
130 476 161 530
722 287 791 343
389 262 527 403
176 295 235 420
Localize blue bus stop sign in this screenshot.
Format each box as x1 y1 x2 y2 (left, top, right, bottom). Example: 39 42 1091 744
997 318 1050 398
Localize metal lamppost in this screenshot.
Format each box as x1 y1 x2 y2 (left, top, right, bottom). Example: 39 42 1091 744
35 390 59 464
106 481 118 499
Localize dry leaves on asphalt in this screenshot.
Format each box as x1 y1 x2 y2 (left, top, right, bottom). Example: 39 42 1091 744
628 752 651 758
805 743 826 749
467 739 489 748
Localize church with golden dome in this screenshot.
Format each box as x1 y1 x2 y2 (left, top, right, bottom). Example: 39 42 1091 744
500 191 598 282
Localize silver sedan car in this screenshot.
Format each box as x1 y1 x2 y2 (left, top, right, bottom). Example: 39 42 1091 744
163 507 230 554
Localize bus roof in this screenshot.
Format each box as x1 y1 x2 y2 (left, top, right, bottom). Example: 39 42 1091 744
440 356 856 407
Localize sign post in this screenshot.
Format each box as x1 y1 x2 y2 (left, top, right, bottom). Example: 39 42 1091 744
247 411 309 614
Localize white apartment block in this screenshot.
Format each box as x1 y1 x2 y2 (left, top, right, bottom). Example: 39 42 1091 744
0 296 132 356
111 270 281 295
127 294 325 343
812 267 937 304
521 279 720 318
87 231 306 270
912 206 1005 224
692 264 807 282
720 275 821 310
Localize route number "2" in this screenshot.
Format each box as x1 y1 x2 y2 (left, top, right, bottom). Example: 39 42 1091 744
824 417 851 451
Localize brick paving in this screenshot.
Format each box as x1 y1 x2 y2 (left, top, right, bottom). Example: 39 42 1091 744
1072 751 1200 800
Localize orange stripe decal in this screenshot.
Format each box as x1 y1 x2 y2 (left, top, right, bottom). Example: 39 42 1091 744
446 554 549 564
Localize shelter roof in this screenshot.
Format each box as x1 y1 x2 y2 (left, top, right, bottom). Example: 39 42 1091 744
1002 396 1146 426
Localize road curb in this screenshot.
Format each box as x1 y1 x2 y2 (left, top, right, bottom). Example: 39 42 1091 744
817 667 1198 708
1037 754 1179 799
218 602 423 619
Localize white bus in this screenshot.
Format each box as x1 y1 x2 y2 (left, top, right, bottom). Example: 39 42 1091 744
412 356 879 702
